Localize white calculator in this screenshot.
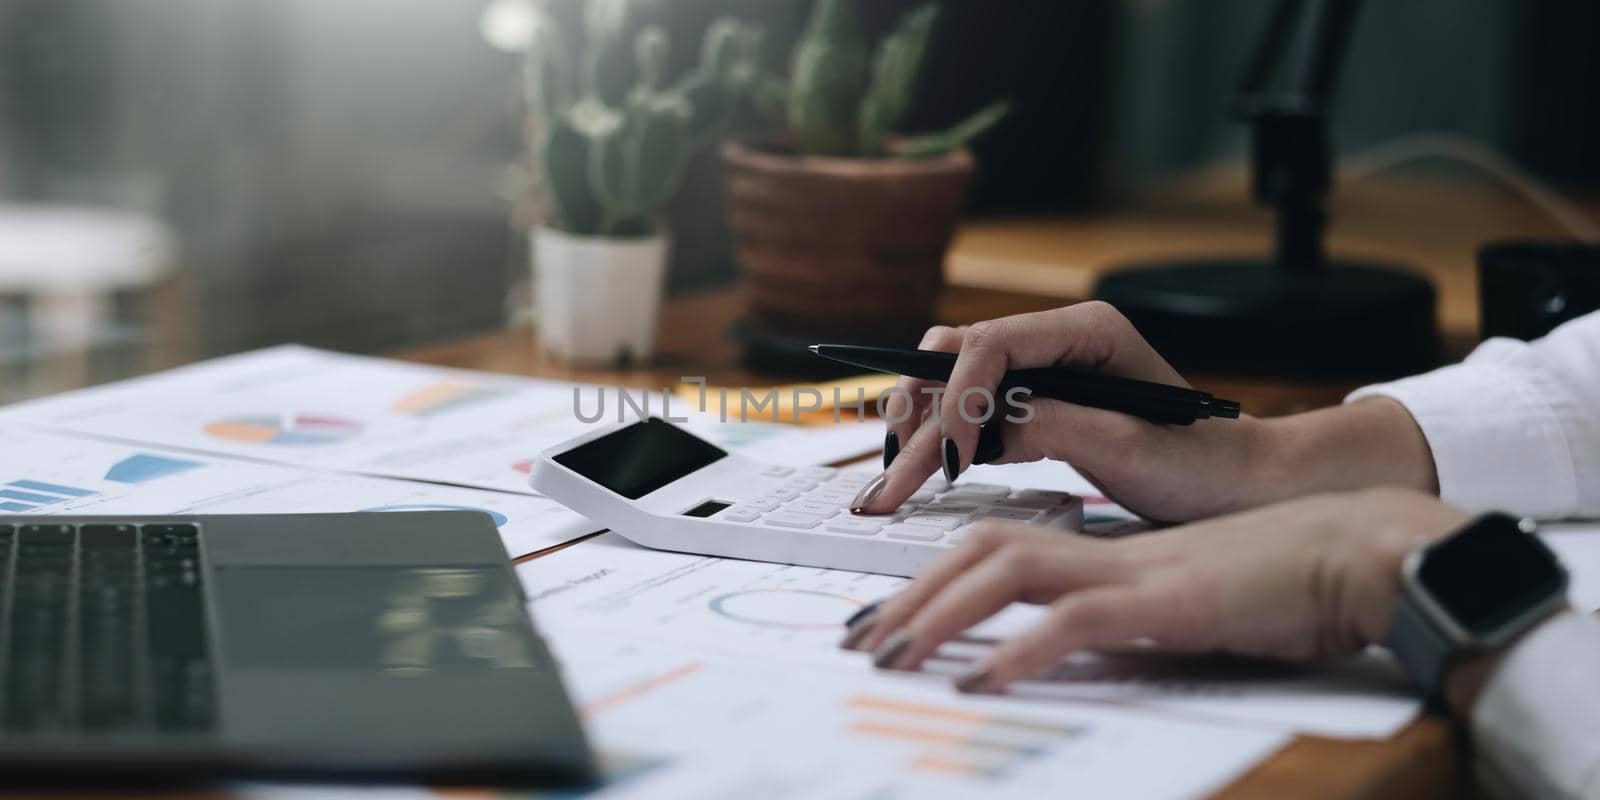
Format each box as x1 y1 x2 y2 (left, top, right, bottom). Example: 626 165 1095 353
530 417 1083 577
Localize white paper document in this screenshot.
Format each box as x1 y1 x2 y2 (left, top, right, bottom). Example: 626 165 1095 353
519 533 1422 739
541 635 1287 800
0 426 596 557
0 345 881 495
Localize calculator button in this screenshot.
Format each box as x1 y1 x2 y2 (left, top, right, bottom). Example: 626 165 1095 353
807 489 857 505
787 500 842 517
924 503 983 518
824 517 884 535
760 465 795 477
762 512 824 529
769 487 804 501
1015 489 1074 505
884 524 944 542
829 474 871 490
720 507 763 522
900 513 964 530
906 490 937 505
745 497 782 511
978 507 1043 522
783 478 820 491
1037 510 1081 529
937 491 1005 505
947 483 1009 497
994 496 1060 510
799 466 839 481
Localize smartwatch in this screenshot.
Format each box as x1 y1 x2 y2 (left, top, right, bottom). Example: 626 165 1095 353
1384 512 1569 703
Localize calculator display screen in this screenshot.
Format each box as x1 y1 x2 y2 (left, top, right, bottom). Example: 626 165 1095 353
553 418 728 499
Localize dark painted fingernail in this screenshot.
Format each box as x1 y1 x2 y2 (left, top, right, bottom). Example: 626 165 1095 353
955 666 993 694
883 431 900 469
839 616 878 650
973 422 1004 465
849 472 889 514
872 629 912 669
941 436 962 482
844 600 882 629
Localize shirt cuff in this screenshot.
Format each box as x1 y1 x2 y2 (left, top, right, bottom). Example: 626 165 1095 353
1471 610 1600 800
1347 354 1578 517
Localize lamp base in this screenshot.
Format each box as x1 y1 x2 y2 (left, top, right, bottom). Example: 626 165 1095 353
1094 259 1438 378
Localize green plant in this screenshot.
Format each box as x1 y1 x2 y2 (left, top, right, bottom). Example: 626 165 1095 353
496 0 761 237
766 0 1010 159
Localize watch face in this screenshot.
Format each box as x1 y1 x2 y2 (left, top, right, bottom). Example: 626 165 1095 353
1418 513 1566 636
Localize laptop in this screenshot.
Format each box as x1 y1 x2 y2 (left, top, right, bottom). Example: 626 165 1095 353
0 511 593 786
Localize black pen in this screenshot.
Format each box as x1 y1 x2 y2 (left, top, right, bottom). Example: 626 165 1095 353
809 344 1241 426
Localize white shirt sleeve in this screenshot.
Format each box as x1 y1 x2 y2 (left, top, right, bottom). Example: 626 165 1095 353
1470 610 1600 799
1347 311 1600 519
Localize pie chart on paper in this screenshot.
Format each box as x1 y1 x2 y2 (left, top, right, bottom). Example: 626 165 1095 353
203 414 364 446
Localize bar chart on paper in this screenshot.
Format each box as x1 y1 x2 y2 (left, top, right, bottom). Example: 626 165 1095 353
540 634 1291 800
843 693 1086 780
390 381 509 417
0 479 96 513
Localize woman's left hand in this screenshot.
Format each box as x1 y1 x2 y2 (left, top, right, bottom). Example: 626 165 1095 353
843 488 1468 693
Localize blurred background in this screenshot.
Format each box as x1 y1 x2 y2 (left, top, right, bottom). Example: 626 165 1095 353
0 0 1595 399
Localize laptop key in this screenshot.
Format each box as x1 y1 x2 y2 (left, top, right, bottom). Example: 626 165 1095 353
81 524 137 549
19 524 74 545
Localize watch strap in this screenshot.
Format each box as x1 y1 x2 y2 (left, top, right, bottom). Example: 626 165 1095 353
1385 589 1456 702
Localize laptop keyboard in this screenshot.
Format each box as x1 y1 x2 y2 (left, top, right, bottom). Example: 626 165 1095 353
0 522 216 735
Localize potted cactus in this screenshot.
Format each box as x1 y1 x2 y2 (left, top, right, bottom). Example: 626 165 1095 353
484 0 759 364
724 0 1009 353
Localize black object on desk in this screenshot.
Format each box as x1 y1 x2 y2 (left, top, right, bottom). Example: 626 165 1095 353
1093 0 1438 378
811 344 1241 425
1479 241 1600 341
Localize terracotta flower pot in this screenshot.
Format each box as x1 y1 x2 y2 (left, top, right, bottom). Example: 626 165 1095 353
722 142 974 344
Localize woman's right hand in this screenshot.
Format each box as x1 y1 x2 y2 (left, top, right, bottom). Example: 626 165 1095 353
852 301 1274 523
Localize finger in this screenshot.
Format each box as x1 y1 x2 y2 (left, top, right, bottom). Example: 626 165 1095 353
883 538 1124 671
957 584 1179 693
851 407 946 515
883 326 965 467
937 319 1017 482
844 521 1045 652
937 303 1186 482
987 397 1156 469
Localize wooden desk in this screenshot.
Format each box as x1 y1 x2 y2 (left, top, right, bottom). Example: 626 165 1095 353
398 284 1459 800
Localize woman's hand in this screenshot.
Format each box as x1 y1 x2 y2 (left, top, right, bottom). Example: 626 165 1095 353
842 488 1468 694
855 301 1269 522
852 301 1438 523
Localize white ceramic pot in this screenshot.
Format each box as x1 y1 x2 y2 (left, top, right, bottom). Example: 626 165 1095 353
532 226 668 365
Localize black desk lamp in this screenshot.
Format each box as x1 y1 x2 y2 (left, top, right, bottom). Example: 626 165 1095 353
1095 0 1437 377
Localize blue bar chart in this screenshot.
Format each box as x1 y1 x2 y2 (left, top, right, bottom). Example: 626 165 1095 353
0 479 97 513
